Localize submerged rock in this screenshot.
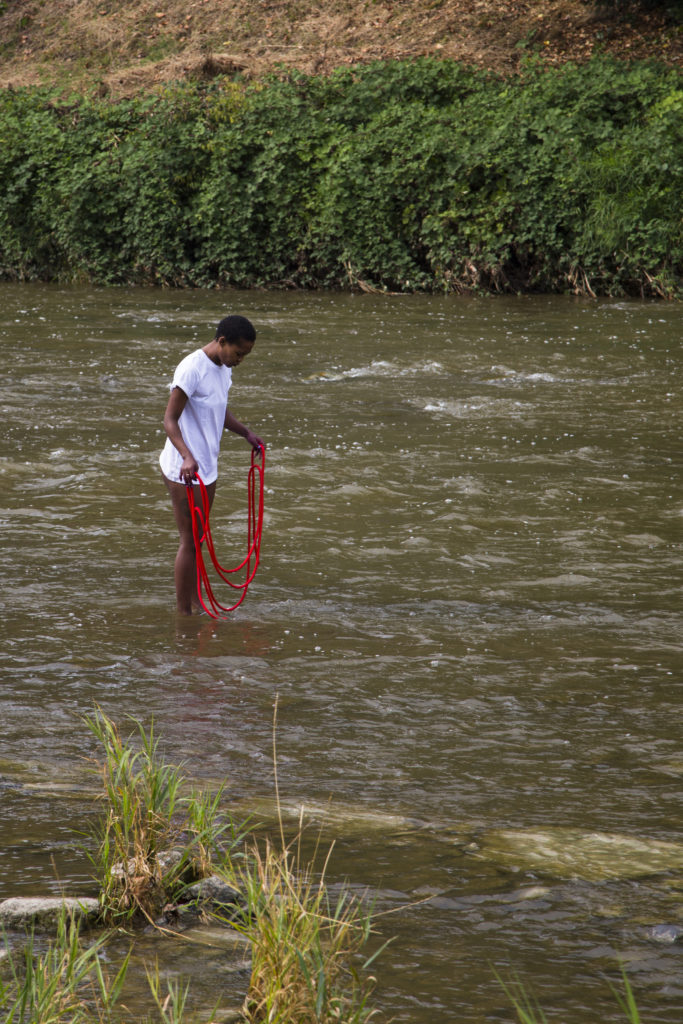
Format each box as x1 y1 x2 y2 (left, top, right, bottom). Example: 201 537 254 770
469 828 683 882
0 896 100 931
650 924 683 944
245 797 425 836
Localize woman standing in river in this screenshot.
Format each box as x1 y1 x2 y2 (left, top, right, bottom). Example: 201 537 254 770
159 314 265 615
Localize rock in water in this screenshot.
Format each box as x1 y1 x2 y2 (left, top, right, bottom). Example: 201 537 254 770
0 897 100 931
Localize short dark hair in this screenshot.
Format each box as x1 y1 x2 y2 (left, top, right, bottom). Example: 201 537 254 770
215 314 256 344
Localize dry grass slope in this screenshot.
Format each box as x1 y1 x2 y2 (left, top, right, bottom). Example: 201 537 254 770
0 0 681 96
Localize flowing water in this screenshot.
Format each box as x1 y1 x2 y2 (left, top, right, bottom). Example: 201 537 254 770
0 283 681 1022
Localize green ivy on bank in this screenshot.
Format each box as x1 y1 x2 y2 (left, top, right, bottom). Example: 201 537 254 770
0 55 680 296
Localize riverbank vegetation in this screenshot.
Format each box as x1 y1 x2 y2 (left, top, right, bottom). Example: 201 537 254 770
0 54 680 297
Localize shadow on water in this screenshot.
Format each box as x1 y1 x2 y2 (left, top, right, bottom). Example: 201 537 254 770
1 284 681 1021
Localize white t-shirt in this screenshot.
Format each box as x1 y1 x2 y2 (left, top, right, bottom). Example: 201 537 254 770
159 349 232 485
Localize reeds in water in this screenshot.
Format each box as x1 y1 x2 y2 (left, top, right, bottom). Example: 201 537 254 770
229 836 382 1024
0 912 129 1023
497 968 643 1024
82 708 383 1022
84 709 247 925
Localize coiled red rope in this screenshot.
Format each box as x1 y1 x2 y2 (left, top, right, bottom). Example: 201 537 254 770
185 446 265 619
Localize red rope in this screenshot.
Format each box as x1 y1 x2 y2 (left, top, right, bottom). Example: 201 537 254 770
186 446 265 619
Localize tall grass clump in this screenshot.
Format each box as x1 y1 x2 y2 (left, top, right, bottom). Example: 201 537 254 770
85 709 247 925
229 836 382 1024
0 913 204 1024
0 911 129 1023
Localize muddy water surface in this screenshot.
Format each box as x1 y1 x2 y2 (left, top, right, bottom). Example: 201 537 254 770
0 284 681 1021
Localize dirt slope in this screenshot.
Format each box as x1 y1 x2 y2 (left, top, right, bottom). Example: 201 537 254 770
0 0 681 96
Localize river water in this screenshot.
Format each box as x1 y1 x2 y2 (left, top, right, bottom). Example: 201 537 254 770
0 283 681 1022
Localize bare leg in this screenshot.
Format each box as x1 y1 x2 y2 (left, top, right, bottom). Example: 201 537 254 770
162 474 216 615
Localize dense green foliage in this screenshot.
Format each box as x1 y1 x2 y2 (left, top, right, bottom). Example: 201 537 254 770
0 56 681 295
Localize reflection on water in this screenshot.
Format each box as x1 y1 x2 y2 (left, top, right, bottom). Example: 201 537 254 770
0 284 681 1022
